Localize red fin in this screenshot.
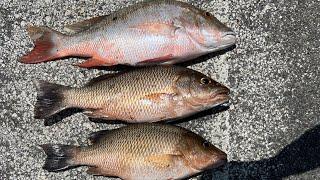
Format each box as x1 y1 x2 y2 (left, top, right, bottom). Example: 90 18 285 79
20 26 64 64
138 54 174 65
75 58 114 68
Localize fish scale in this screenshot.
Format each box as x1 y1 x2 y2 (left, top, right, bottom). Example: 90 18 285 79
35 66 230 123
40 124 227 179
20 0 236 67
62 1 187 63
66 66 178 111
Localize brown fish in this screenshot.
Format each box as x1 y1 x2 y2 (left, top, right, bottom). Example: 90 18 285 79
20 0 236 67
41 123 227 179
35 66 230 124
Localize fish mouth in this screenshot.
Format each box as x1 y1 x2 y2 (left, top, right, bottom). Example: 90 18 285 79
200 152 228 171
208 87 231 107
210 154 228 169
220 31 236 47
211 87 230 99
211 31 236 50
210 31 237 51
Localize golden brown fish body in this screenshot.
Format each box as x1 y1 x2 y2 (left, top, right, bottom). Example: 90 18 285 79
35 66 230 123
20 0 236 67
41 124 227 179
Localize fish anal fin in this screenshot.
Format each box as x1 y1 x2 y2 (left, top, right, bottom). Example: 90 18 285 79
74 58 114 68
88 130 110 144
64 16 107 34
87 166 113 176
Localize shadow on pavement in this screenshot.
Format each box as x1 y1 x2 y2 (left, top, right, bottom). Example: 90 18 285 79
166 104 230 125
179 45 236 67
43 108 83 126
201 123 320 179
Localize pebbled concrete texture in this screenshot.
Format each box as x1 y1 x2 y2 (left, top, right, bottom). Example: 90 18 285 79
0 0 319 179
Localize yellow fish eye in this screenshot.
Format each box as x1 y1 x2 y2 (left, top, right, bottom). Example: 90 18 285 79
200 78 211 85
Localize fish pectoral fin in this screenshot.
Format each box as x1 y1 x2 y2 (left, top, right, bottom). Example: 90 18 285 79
145 154 183 169
130 22 181 37
143 93 177 103
88 129 110 144
64 16 107 34
74 58 114 68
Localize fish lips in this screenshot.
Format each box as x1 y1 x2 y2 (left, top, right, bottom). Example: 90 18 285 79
210 31 237 51
207 153 228 169
208 87 231 107
193 152 228 172
221 31 237 45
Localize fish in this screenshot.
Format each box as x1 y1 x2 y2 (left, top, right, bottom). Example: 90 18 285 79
41 123 227 179
20 0 236 68
34 66 230 124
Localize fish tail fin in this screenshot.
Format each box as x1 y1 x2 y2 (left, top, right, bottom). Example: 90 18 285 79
41 144 80 172
34 81 70 119
20 26 65 64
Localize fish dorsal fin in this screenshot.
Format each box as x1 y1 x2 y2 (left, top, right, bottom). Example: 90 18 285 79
88 129 110 144
64 16 107 34
86 73 117 86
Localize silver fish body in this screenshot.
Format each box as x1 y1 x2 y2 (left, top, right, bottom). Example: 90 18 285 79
34 66 230 124
41 124 227 179
20 0 236 68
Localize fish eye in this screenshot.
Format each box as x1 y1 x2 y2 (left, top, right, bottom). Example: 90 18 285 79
200 78 211 85
205 12 212 17
203 141 210 148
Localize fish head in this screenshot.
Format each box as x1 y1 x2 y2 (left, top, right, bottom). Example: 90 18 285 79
183 10 236 51
178 132 227 171
175 70 230 109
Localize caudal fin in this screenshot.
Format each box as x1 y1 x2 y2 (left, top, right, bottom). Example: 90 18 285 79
41 144 79 172
20 26 65 64
34 81 70 119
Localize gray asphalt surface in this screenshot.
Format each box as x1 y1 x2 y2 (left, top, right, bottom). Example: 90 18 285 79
1 0 319 179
